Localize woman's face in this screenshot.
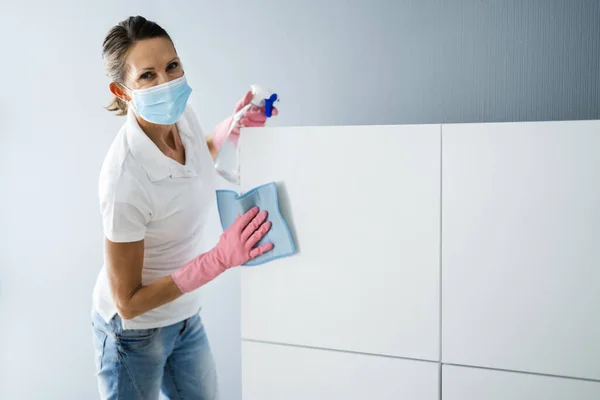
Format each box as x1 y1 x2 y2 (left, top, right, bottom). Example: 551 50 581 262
122 37 184 90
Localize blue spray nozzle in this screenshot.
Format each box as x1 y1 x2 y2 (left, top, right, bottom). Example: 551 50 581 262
264 93 278 118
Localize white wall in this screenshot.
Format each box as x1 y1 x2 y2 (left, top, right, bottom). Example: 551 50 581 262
1 3 141 399
239 125 442 362
441 120 600 380
0 2 243 399
238 122 600 398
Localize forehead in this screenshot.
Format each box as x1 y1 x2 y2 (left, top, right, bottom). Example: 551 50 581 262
126 37 177 71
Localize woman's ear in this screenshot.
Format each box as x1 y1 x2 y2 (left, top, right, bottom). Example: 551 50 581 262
109 82 131 103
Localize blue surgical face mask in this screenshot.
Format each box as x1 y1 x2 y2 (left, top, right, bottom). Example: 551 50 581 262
125 75 192 125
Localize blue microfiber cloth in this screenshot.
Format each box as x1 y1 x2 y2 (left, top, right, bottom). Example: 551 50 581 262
216 182 296 266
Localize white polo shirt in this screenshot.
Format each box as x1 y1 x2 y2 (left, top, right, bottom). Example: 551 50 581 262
92 105 217 330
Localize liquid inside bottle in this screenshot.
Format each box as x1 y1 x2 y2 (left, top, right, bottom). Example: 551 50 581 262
214 129 240 185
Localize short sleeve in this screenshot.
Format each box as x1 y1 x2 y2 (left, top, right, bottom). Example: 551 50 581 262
100 173 152 243
101 200 150 243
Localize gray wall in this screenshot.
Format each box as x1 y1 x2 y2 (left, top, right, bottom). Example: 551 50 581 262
166 0 600 129
0 1 598 399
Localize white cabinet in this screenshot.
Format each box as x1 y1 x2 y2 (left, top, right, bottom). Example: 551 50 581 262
442 365 600 400
238 121 600 399
242 340 440 400
239 124 441 361
441 121 600 379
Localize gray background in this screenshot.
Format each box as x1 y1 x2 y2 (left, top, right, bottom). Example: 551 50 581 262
177 0 600 128
0 0 598 399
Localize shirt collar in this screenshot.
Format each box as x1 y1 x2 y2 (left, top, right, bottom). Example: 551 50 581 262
125 108 198 182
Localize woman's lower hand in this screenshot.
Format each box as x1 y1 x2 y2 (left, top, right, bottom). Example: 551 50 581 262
214 206 274 268
171 207 273 294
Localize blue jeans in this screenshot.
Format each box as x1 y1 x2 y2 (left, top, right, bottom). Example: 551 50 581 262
91 311 218 399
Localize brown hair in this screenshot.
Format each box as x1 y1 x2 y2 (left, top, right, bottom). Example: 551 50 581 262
102 16 173 115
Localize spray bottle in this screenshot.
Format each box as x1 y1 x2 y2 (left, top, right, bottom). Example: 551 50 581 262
214 85 279 185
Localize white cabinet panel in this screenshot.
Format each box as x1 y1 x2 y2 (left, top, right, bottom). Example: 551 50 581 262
442 121 600 379
443 365 600 400
239 125 441 361
242 341 440 400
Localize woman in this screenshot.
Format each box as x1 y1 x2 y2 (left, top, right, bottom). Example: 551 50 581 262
91 16 275 399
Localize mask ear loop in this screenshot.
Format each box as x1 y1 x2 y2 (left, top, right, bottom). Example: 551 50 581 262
117 82 136 111
118 82 133 97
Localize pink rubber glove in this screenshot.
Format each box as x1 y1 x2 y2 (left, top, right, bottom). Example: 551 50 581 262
172 207 274 293
212 91 279 151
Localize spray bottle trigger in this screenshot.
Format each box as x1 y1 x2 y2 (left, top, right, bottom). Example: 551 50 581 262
264 93 278 118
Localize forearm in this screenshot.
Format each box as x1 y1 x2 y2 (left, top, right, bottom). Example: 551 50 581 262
115 275 183 320
116 207 273 319
117 249 225 319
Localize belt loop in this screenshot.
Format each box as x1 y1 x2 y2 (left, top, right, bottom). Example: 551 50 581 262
179 318 188 336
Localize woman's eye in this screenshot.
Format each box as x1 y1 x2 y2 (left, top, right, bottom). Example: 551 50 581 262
167 62 179 70
140 72 153 80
